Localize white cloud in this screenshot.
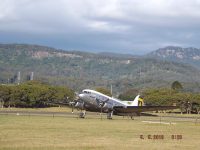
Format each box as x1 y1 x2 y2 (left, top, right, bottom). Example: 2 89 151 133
0 0 200 53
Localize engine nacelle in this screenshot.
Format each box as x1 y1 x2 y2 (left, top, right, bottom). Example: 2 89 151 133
75 102 84 109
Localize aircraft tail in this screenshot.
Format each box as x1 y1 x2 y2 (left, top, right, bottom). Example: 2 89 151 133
131 95 140 106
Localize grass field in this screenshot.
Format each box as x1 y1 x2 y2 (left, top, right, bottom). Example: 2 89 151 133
0 110 200 150
0 107 72 112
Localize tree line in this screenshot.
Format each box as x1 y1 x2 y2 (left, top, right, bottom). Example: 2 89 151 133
0 81 75 108
0 80 199 114
118 81 200 114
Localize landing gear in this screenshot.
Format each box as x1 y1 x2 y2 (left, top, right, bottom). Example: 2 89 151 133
130 116 134 120
107 111 113 119
79 110 86 118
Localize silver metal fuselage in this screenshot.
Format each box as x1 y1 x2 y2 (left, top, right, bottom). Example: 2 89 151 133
78 89 126 112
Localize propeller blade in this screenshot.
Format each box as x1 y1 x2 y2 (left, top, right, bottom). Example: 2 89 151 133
69 101 76 113
72 105 74 113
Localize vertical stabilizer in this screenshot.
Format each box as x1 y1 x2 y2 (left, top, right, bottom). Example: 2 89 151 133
131 95 140 106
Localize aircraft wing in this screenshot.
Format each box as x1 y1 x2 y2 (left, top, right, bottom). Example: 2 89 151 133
113 106 178 114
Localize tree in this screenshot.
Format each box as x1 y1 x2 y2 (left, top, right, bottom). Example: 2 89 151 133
0 81 75 108
171 81 183 91
118 89 139 101
0 85 10 108
142 88 189 106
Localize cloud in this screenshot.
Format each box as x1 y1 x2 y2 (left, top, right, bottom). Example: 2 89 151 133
0 0 200 54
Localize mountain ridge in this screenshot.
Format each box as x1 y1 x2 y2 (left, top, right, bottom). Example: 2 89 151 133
1 43 200 93
148 46 200 68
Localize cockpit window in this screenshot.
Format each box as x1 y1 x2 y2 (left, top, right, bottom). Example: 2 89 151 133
83 91 91 94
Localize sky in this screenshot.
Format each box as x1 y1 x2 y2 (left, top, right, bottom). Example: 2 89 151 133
0 0 200 55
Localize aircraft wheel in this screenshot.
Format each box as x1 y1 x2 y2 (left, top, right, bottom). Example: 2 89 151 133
131 116 134 120
107 111 113 119
79 111 86 118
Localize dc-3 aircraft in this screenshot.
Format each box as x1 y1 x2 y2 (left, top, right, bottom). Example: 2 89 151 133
69 89 178 119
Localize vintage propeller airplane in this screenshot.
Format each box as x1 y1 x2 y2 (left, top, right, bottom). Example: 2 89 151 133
69 89 178 119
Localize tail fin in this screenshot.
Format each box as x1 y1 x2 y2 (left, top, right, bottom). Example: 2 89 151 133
131 95 140 106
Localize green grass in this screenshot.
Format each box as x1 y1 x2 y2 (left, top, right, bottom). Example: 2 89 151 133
0 107 72 112
0 113 200 150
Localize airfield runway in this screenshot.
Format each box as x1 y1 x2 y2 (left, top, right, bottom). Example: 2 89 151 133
0 110 199 123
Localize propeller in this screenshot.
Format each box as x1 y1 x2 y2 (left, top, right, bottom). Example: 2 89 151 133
69 101 76 113
45 92 82 114
96 98 110 120
68 92 80 113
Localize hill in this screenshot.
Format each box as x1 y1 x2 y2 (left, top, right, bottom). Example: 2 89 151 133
148 46 200 68
1 44 200 93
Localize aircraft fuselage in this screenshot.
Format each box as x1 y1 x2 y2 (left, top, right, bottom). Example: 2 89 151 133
77 89 130 113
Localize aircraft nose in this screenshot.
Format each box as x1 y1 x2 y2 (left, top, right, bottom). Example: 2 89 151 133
79 94 85 99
